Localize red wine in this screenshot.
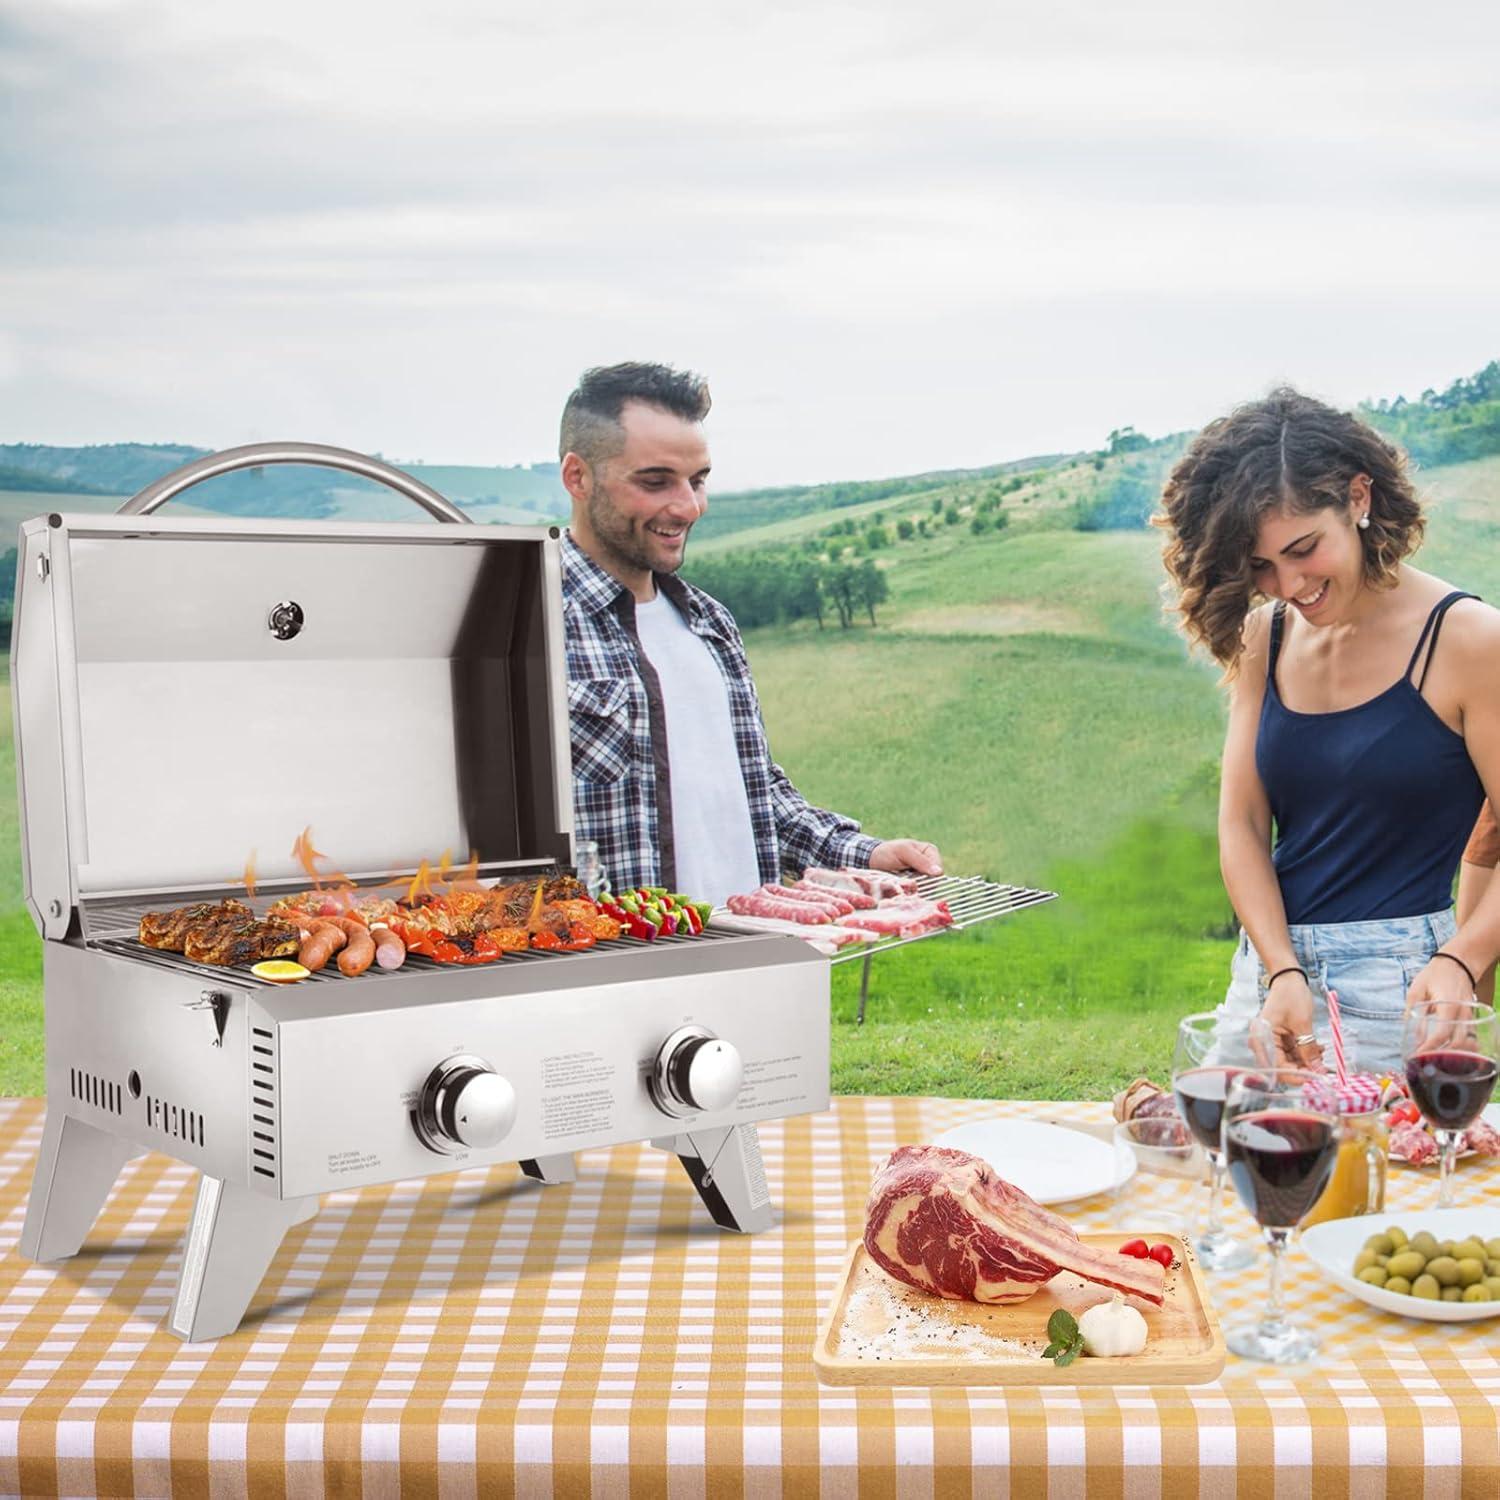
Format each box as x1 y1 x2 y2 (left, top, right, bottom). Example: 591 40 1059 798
1405 1050 1499 1133
1172 1066 1244 1152
1225 1109 1338 1229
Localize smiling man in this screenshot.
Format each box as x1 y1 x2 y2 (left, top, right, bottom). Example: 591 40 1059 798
557 361 942 905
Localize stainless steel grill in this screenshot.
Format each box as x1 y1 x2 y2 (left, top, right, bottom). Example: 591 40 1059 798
11 443 830 1342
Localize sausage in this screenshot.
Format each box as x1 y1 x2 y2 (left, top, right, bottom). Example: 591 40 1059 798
297 918 348 973
370 923 406 971
336 917 376 977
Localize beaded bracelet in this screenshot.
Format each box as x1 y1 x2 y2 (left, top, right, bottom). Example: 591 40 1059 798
1432 950 1478 989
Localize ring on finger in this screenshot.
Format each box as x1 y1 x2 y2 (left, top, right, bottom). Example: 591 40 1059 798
1293 1033 1318 1046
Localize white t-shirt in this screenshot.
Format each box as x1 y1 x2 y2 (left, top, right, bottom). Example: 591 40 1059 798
633 593 761 905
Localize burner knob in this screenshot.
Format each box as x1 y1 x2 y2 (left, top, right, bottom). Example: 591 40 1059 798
413 1055 517 1154
650 1026 744 1118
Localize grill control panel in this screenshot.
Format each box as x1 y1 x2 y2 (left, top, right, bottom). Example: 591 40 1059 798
412 1054 518 1154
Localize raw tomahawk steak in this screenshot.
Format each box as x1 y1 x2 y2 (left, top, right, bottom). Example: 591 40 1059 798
864 1145 1165 1306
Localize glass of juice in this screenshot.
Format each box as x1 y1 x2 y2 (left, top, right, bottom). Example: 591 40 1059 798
1402 999 1499 1210
1223 1068 1341 1363
1171 1012 1271 1271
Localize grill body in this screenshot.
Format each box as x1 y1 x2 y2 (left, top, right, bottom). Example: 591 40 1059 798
11 449 831 1341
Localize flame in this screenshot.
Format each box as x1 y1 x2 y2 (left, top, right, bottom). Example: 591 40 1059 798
525 878 546 931
459 849 479 884
242 850 258 899
406 860 434 905
291 825 351 894
436 849 453 888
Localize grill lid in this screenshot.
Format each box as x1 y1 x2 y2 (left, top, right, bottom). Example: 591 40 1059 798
11 445 574 937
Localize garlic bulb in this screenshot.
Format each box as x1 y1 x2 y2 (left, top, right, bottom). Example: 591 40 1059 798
1077 1294 1148 1357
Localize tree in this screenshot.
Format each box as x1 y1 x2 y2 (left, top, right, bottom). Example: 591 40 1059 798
970 514 992 535
896 518 915 541
943 505 960 526
864 524 891 550
1107 426 1151 455
856 558 889 625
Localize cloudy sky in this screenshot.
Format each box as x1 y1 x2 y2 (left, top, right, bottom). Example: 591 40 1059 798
3 0 1498 488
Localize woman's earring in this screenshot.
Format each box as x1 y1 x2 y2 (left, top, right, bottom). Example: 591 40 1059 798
1357 513 1370 530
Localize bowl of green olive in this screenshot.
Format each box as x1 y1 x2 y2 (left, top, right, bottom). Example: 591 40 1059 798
1300 1209 1500 1323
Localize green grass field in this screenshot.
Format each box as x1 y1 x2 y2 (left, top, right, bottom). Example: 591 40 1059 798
0 455 1495 1101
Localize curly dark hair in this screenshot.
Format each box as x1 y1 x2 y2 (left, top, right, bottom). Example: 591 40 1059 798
1154 388 1426 671
559 362 712 466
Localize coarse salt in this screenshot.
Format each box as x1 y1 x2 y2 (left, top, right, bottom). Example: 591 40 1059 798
837 1266 1031 1362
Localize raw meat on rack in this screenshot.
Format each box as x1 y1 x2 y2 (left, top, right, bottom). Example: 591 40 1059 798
865 1145 1165 1307
762 883 855 917
804 868 920 900
791 878 875 909
836 899 953 937
726 892 832 924
717 913 876 947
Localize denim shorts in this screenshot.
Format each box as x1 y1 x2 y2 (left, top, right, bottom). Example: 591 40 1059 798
1217 909 1456 1077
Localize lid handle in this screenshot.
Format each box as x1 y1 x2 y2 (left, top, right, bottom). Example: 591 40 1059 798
116 441 472 524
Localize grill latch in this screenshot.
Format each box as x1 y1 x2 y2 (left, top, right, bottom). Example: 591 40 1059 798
184 990 231 1047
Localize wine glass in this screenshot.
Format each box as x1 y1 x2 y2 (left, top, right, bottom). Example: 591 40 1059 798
1402 999 1499 1210
1222 1068 1340 1363
1172 1012 1268 1271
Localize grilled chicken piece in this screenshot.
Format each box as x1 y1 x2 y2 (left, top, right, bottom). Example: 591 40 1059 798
139 899 252 952
484 881 542 926
184 914 300 967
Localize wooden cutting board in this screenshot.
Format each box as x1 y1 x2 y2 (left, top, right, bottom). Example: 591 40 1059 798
812 1232 1226 1386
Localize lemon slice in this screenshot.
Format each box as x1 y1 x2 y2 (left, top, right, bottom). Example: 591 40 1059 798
252 960 310 984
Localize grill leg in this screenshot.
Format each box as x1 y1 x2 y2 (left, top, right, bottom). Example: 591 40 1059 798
653 1123 774 1234
168 1175 318 1343
518 1153 577 1185
856 950 874 1025
19 1110 140 1263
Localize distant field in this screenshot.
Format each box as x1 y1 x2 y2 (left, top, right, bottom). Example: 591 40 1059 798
0 453 1495 1100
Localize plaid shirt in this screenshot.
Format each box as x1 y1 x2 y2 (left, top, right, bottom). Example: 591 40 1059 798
561 532 879 894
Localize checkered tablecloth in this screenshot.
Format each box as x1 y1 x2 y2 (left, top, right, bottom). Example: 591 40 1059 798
2 1095 1498 1498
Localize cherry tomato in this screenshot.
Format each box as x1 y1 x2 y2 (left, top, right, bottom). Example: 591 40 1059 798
1118 1239 1150 1259
1148 1243 1175 1269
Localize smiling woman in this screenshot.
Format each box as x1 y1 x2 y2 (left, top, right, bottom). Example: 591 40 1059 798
1155 390 1500 1075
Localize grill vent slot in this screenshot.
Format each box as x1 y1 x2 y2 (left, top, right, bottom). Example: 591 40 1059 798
70 1068 123 1116
144 1093 205 1146
250 1026 279 1181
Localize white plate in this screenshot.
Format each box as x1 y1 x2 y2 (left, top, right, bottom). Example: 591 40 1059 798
1301 1208 1500 1323
931 1119 1134 1205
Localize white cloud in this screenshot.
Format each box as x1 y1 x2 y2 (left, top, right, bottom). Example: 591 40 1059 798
2 0 1498 482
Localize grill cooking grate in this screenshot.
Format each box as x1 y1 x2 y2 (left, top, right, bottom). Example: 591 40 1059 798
91 922 750 988
826 873 1058 963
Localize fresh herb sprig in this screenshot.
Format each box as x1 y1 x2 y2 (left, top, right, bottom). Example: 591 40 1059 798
1042 1309 1084 1366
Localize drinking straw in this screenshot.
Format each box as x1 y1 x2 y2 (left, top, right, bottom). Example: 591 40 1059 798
1326 987 1348 1085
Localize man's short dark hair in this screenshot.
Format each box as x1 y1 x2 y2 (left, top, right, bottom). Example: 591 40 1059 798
559 362 712 465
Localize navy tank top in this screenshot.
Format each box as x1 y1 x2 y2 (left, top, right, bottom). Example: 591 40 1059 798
1255 591 1485 925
